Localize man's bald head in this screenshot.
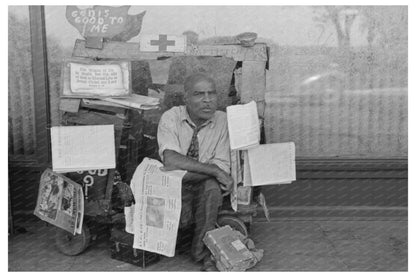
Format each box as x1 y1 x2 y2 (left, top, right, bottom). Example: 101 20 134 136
184 73 216 95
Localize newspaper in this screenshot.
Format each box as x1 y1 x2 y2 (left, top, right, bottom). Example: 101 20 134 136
124 158 186 257
226 101 260 150
243 142 296 186
34 169 84 235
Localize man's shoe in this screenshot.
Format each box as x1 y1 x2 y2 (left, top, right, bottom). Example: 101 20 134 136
201 255 218 271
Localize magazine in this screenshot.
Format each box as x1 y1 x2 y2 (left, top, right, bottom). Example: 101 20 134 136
34 169 84 235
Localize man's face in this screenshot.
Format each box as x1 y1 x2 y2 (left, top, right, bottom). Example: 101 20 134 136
184 79 218 125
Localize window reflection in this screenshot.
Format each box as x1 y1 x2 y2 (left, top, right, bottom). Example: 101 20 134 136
40 5 407 158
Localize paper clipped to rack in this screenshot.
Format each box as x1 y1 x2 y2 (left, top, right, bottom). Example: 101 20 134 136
226 101 260 150
244 142 296 186
51 125 116 173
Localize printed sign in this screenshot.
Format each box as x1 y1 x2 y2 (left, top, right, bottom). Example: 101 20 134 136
70 63 124 91
61 59 131 98
140 34 186 52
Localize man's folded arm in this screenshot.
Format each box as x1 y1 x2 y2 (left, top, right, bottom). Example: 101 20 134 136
163 149 222 183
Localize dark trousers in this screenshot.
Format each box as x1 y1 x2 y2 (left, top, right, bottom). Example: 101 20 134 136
179 178 222 262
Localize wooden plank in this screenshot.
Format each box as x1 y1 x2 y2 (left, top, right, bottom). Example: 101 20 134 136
29 6 51 165
62 110 125 127
241 61 266 117
73 39 268 61
189 44 268 61
59 98 80 113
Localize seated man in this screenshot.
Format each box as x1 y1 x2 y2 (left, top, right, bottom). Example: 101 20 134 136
157 73 233 271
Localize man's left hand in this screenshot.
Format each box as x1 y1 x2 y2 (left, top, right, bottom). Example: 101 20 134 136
215 169 233 192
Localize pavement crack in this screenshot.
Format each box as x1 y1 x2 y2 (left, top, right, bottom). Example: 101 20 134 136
315 223 350 270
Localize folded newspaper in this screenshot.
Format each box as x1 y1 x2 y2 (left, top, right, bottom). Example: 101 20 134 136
34 169 84 235
124 158 186 257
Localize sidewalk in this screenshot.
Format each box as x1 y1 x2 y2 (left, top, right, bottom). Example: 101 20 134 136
8 216 407 271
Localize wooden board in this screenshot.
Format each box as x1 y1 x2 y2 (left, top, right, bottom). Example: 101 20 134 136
241 61 267 118
59 98 81 113
73 39 268 61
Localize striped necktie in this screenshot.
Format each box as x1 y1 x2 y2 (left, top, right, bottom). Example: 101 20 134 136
186 122 207 160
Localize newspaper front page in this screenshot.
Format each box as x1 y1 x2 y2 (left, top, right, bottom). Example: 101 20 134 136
34 169 84 235
125 158 186 257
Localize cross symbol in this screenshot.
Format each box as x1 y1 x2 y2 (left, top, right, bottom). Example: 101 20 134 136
150 34 176 51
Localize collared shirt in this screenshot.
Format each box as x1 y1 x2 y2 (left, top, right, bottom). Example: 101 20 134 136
157 105 230 174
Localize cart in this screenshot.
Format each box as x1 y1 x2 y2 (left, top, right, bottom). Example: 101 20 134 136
53 39 268 256
54 101 145 255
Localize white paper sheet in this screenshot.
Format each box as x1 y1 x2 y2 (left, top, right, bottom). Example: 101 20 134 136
125 158 186 257
51 125 116 173
244 142 296 186
226 101 260 150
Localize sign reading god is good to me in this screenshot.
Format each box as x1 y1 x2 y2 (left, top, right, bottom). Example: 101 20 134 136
61 59 131 98
66 6 129 38
66 6 146 48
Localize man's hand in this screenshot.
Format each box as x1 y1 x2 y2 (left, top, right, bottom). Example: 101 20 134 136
215 168 233 192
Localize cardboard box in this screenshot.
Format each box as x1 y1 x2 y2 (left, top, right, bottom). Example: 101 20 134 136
203 225 258 271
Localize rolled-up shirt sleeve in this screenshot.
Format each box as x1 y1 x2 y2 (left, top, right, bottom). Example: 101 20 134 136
208 121 231 174
157 111 181 161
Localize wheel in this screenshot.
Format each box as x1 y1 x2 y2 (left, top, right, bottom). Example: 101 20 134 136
216 215 248 238
55 224 91 256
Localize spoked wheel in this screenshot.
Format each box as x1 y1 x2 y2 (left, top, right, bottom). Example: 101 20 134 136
55 224 91 256
216 215 248 238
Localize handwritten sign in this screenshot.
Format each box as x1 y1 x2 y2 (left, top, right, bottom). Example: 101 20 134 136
66 6 130 38
61 59 131 98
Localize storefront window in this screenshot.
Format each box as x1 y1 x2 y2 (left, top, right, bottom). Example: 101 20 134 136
41 5 408 159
